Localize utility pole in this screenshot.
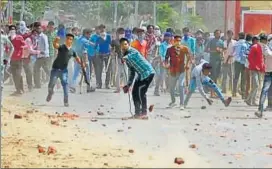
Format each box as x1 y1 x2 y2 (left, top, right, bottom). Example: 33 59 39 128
0 0 3 117
97 2 101 25
153 1 156 25
135 1 139 27
20 0 25 21
113 1 118 28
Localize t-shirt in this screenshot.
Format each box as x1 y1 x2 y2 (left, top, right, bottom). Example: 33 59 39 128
52 44 77 70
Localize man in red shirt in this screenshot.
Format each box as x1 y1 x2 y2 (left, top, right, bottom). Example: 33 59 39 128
8 25 26 96
165 35 190 110
245 36 264 106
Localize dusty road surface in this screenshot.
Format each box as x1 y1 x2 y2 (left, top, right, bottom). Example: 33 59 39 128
1 84 272 168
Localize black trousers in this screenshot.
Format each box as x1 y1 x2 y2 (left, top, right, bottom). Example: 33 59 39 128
132 74 154 114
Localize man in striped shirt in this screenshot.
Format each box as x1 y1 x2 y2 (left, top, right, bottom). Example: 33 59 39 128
120 38 155 119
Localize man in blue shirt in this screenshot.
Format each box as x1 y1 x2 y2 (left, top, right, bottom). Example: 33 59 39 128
95 24 112 89
232 32 248 98
90 26 100 82
181 27 196 58
120 38 155 119
70 28 95 93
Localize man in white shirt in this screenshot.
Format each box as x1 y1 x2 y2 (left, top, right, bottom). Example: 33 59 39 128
33 22 50 88
184 59 232 108
222 30 236 93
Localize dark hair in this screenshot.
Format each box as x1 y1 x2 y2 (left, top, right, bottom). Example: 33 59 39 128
58 24 65 29
174 35 182 39
31 29 38 34
48 21 54 26
214 29 221 34
182 27 189 32
259 33 267 41
117 27 125 33
9 25 16 30
33 22 41 27
238 32 245 39
147 25 154 30
82 28 92 35
166 27 174 33
202 63 212 70
132 27 138 34
98 24 106 29
119 37 129 44
66 33 75 39
71 27 78 32
252 36 259 42
227 30 233 35
245 33 253 41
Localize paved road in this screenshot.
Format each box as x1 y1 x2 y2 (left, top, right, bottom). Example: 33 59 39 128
3 83 272 168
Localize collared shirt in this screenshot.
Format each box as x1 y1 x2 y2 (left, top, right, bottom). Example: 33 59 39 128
45 30 57 58
223 39 236 64
36 33 49 58
159 41 172 61
233 39 247 64
181 36 196 55
75 35 92 58
191 59 209 100
124 47 155 86
165 45 189 76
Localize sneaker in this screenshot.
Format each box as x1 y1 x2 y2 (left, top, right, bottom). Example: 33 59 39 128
105 85 110 89
64 97 69 107
252 102 259 106
224 97 232 107
180 105 185 110
113 89 120 93
244 100 252 106
254 111 263 118
64 102 69 107
154 92 160 96
46 92 53 102
87 86 96 93
168 102 176 108
141 111 147 116
10 91 22 96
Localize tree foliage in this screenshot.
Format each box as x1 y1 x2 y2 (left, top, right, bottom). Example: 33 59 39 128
10 0 207 31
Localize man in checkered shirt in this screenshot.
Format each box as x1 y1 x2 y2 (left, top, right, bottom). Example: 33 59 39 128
120 37 155 119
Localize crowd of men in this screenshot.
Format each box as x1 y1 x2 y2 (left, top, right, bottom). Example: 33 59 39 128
1 20 272 118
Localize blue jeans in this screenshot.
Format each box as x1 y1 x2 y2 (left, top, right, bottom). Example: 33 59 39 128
169 72 185 105
48 68 68 97
71 61 90 88
258 72 272 112
185 76 225 105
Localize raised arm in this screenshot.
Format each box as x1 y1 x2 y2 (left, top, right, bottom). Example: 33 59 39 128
53 37 60 49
